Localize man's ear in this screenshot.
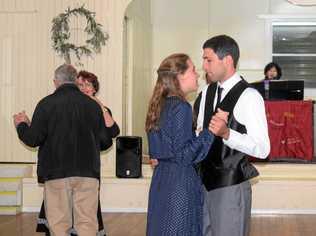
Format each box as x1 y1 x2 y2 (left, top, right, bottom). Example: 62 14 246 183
223 55 234 68
53 79 60 88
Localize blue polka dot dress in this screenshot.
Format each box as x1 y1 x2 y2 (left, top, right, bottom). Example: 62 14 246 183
146 96 214 236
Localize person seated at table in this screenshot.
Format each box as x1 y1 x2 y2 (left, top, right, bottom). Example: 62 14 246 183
264 62 282 80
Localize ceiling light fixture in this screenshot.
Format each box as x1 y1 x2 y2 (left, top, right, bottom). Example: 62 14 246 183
286 0 316 6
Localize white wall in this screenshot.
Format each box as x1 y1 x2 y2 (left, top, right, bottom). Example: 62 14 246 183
151 0 209 97
151 0 316 86
2 0 316 164
151 0 209 67
124 0 152 154
0 0 134 174
207 0 269 79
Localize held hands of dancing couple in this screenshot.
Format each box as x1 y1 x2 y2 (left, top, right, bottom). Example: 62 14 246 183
209 108 230 140
150 108 229 168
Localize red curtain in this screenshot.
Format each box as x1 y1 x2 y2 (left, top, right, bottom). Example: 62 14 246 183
265 101 313 161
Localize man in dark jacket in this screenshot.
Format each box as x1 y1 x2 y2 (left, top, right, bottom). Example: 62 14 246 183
13 64 112 236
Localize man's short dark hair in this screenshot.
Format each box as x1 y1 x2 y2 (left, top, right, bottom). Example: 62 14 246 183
203 35 240 68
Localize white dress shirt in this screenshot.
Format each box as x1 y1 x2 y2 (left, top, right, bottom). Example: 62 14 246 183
215 73 270 159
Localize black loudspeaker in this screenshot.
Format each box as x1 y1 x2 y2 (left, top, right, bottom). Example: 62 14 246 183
116 136 142 178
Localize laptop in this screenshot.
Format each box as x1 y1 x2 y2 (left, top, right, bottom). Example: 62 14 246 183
250 80 304 100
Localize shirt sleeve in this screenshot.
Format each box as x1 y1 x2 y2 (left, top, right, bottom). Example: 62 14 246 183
223 88 270 159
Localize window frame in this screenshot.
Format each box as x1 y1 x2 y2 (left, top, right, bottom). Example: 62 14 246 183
259 15 316 87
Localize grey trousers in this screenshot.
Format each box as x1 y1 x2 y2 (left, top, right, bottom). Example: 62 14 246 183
203 181 252 236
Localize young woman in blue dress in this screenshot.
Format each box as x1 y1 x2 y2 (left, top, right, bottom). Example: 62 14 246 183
145 53 228 236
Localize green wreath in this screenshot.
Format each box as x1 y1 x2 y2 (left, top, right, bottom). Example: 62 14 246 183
51 5 109 64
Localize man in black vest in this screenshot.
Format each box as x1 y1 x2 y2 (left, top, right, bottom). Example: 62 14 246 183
194 35 270 236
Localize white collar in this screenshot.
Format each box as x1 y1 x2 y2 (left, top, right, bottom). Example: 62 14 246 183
217 73 241 94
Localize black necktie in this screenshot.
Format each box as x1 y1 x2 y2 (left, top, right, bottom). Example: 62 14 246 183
215 86 223 112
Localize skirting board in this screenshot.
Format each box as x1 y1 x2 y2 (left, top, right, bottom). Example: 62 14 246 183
22 207 316 214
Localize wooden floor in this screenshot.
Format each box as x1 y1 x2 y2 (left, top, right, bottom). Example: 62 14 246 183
1 213 316 236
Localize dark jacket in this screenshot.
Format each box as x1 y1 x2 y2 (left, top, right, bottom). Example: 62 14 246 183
16 83 113 183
